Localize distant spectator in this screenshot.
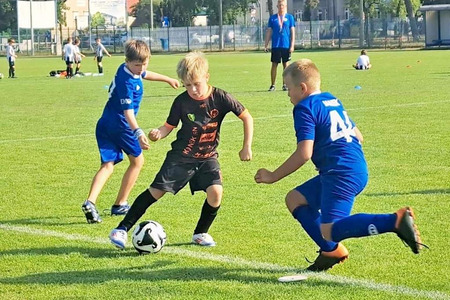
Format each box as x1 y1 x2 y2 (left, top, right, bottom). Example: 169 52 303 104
94 38 111 74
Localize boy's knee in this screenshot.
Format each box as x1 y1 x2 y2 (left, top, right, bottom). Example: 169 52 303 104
285 189 307 213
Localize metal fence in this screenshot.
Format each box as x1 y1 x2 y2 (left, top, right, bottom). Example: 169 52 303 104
0 17 426 56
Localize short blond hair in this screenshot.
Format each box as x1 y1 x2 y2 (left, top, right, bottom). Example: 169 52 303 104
124 39 150 63
283 59 321 90
177 51 209 82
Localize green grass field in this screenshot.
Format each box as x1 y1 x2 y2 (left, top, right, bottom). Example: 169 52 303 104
0 49 449 300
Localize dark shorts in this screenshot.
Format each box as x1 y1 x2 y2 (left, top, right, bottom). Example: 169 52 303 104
151 154 222 195
8 58 15 67
271 48 291 64
295 173 368 224
96 56 103 63
65 58 74 65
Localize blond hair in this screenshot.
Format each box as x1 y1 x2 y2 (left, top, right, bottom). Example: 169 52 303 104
124 40 150 63
176 51 209 82
283 59 321 90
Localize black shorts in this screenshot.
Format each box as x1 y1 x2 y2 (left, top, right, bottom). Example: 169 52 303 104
65 58 74 65
8 58 15 67
150 154 222 195
96 56 103 63
271 48 291 64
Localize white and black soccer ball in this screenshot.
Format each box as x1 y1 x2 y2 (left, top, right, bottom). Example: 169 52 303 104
132 220 167 254
0 73 4 79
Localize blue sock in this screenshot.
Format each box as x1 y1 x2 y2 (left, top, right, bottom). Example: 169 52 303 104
331 213 397 242
292 206 337 252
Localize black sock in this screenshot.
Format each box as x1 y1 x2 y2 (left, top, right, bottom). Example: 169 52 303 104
118 189 157 231
70 67 73 77
100 66 103 73
75 67 80 74
194 200 220 234
9 68 12 77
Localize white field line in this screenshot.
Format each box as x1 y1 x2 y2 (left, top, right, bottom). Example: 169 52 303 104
1 99 449 144
0 223 448 300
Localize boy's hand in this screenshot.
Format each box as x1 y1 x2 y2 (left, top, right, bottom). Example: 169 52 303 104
138 135 150 150
254 168 275 184
239 147 252 161
168 78 180 89
148 129 161 141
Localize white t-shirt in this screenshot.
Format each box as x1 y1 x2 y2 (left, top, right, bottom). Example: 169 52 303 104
357 54 370 69
63 43 75 60
6 44 15 61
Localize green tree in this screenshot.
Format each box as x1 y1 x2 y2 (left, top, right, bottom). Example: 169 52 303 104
91 12 105 28
0 0 16 33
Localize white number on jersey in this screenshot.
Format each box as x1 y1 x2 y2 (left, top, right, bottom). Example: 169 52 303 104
329 110 355 142
108 79 116 99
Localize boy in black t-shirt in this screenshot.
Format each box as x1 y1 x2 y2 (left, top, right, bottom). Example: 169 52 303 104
109 51 254 249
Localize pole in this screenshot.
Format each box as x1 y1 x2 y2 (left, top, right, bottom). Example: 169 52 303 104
359 0 364 47
259 0 263 50
150 0 154 30
17 0 20 43
88 0 92 51
54 0 60 55
30 0 35 55
219 0 223 50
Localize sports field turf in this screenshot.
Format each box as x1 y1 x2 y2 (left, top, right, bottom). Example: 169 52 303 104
0 49 449 299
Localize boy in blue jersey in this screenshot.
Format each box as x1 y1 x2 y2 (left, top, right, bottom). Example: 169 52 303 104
109 51 253 248
255 59 425 271
82 40 180 224
264 0 295 92
94 38 111 74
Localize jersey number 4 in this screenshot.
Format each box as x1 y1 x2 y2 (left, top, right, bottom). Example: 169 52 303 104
329 110 355 142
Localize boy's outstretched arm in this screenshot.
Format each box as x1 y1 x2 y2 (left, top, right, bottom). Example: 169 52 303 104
144 71 180 89
239 111 253 161
254 140 313 184
148 123 173 142
124 109 150 150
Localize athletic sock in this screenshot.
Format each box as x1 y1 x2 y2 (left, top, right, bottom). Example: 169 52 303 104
292 206 337 252
69 67 73 77
193 200 220 234
331 213 397 242
99 66 103 73
75 67 80 74
117 189 157 231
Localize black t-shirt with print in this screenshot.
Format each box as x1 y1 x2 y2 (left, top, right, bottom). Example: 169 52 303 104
166 86 246 159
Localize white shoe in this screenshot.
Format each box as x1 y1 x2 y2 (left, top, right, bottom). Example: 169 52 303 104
192 233 216 247
109 228 127 249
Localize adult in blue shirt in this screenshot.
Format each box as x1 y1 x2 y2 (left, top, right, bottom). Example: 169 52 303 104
255 59 425 272
264 0 295 92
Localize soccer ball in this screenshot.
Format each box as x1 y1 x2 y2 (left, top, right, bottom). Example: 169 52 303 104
132 220 167 254
0 73 4 79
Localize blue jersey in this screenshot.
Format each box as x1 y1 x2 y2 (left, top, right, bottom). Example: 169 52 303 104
99 63 147 130
293 92 367 174
268 13 295 49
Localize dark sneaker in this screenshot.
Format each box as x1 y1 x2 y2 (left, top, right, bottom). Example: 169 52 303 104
268 85 275 92
282 84 288 91
306 243 349 272
111 203 130 216
81 200 102 224
395 207 427 254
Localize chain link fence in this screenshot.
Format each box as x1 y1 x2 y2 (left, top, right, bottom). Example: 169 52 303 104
0 17 425 56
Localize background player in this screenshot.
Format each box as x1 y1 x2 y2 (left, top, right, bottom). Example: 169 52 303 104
94 37 111 74
73 38 86 75
109 51 253 248
255 59 425 271
6 38 18 78
82 40 179 224
62 37 75 78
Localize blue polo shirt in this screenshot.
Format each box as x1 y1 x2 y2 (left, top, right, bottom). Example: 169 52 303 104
268 13 295 49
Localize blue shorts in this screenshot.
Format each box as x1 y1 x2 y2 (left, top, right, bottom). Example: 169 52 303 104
295 173 368 224
95 120 142 164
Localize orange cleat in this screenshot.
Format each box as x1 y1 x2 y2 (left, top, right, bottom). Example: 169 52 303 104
306 243 349 272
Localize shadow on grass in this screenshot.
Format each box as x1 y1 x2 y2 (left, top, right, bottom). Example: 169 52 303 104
364 188 450 197
0 216 89 226
0 262 321 287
